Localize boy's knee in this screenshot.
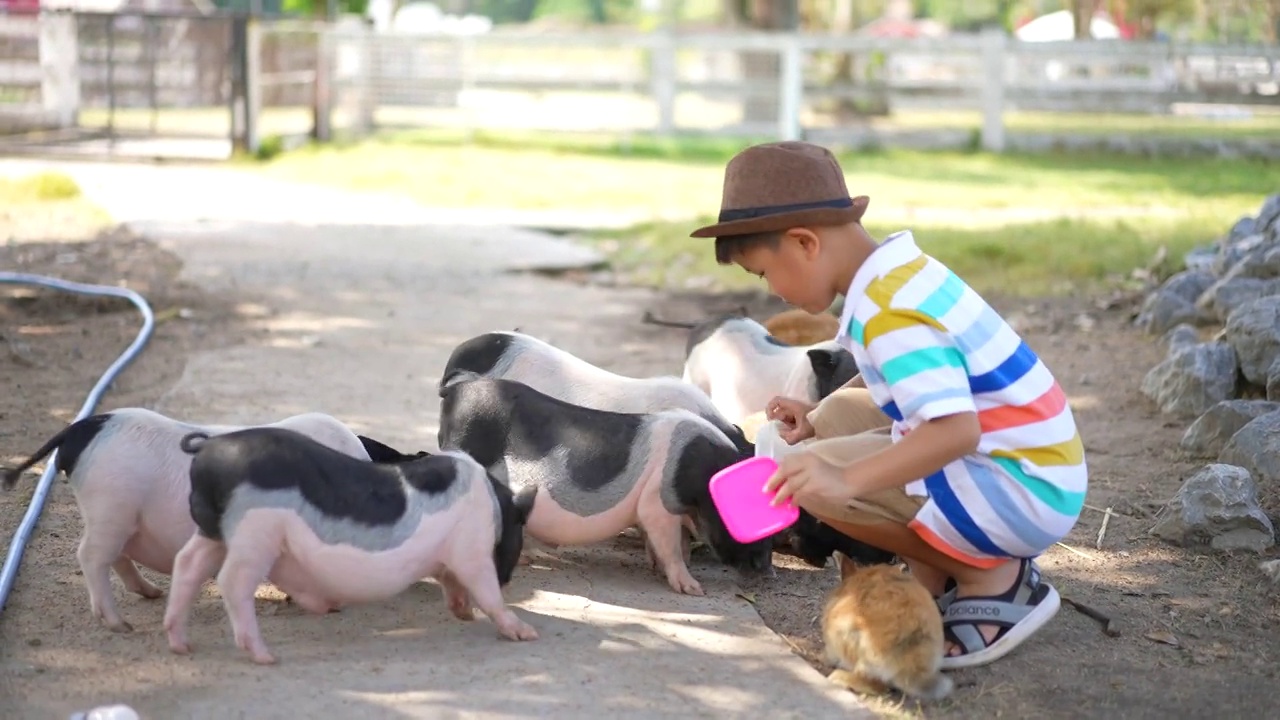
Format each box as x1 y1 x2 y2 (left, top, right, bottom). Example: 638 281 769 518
737 410 771 445
808 388 892 440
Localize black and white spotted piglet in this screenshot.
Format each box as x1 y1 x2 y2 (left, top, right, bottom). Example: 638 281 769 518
438 375 775 597
163 427 537 665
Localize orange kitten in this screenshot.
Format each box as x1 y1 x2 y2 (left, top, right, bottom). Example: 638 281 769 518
764 309 839 346
821 551 953 702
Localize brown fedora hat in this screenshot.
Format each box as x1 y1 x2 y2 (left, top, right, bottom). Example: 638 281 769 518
690 141 869 239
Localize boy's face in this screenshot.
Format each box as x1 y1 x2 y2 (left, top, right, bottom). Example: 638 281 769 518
732 231 836 314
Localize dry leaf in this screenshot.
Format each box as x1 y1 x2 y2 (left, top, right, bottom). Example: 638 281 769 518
1144 630 1179 647
736 592 756 604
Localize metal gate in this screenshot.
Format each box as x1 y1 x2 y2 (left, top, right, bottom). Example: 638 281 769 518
0 8 263 162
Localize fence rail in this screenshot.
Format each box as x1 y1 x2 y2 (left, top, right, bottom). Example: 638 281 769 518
300 25 1279 151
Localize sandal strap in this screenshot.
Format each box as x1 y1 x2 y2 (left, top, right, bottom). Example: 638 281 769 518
944 597 1037 626
944 617 1012 655
941 559 1048 643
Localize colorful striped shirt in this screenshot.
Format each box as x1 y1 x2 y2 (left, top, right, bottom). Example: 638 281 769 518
835 230 1087 566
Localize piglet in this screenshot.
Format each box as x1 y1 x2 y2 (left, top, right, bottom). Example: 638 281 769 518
164 427 537 665
437 375 774 596
1 408 374 633
682 315 860 426
439 330 753 456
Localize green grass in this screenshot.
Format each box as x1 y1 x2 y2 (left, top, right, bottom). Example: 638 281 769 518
591 214 1223 297
251 128 1280 297
868 109 1280 142
0 172 83 203
0 172 113 242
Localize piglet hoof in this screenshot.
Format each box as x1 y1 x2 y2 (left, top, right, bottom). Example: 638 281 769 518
249 651 277 666
166 633 191 656
137 585 165 601
665 568 704 597
448 598 476 622
233 628 276 665
236 637 276 665
105 619 134 634
494 612 538 642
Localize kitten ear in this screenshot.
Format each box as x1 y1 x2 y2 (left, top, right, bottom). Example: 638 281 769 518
834 551 857 579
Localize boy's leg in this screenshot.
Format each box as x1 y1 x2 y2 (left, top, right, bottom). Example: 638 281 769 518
798 432 1060 670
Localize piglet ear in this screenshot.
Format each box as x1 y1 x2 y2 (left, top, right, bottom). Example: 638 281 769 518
806 348 837 374
834 550 859 579
513 486 538 525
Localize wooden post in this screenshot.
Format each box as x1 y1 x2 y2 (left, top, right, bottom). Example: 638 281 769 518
245 18 262 154
777 35 803 141
312 23 333 142
356 23 376 136
980 27 1006 153
650 25 677 135
38 12 79 129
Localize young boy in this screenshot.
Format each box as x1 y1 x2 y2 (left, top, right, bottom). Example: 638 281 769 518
691 141 1087 670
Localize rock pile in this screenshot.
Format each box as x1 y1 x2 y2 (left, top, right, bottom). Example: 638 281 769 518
1135 193 1280 554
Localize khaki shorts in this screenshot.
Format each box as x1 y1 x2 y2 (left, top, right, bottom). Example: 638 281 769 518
748 387 927 526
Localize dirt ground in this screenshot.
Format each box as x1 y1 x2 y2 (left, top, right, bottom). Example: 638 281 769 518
2 229 1278 719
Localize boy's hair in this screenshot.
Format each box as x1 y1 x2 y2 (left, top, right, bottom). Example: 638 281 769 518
714 230 783 265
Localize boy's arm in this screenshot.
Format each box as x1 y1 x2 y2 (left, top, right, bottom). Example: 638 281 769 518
843 306 979 495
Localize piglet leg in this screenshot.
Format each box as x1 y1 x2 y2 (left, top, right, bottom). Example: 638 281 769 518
217 544 281 665
164 534 227 655
112 558 164 600
449 560 537 642
436 569 475 621
76 525 134 633
637 498 703 596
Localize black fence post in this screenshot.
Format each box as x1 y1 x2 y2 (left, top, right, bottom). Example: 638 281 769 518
229 15 247 154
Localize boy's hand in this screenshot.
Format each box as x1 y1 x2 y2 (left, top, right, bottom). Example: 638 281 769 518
765 452 850 509
765 396 817 444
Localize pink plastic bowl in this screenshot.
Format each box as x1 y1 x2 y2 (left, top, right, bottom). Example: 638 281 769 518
709 456 800 544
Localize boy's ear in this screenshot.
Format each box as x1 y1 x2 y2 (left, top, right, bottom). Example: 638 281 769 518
784 227 823 260
851 195 870 222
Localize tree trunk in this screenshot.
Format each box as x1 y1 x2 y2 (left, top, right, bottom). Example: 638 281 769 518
1071 0 1100 39
1265 0 1280 44
829 0 857 117
737 0 799 124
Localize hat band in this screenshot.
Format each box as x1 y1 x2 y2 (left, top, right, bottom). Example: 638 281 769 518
718 196 853 224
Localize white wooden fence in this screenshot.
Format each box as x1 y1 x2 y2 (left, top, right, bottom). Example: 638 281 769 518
272 22 1280 153
4 10 1279 155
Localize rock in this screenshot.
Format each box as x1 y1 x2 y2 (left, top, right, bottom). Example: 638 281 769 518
1269 357 1280 401
1256 193 1280 234
1224 296 1280 386
1180 399 1280 457
1195 275 1280 323
1135 269 1217 334
1150 464 1274 553
1227 216 1258 243
1230 237 1280 279
1214 233 1266 276
1219 410 1280 488
1163 323 1201 353
1183 244 1218 274
1141 341 1240 418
